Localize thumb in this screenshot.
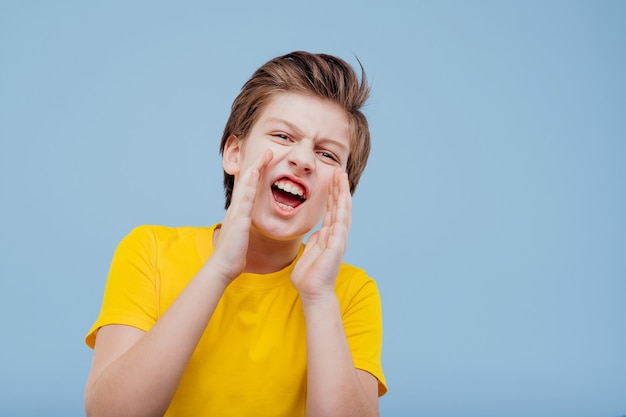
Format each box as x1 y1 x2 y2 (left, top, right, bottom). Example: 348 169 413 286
306 231 319 247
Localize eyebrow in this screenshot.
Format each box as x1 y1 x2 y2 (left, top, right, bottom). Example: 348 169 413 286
266 118 349 153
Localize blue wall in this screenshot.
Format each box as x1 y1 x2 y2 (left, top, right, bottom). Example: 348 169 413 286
1 1 624 416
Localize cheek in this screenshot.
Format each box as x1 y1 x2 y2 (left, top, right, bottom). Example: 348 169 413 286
240 143 271 171
267 142 289 158
312 174 334 207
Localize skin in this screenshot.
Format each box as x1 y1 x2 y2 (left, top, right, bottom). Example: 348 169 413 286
84 93 379 417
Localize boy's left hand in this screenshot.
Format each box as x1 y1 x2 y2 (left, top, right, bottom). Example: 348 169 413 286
291 169 351 303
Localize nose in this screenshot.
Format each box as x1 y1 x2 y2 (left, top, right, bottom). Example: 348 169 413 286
288 141 315 174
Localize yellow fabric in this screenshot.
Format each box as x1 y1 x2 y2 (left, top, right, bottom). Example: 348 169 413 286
86 224 387 416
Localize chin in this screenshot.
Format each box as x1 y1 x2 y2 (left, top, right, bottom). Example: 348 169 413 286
251 216 315 243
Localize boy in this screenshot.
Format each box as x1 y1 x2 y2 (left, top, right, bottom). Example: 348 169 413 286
84 51 387 417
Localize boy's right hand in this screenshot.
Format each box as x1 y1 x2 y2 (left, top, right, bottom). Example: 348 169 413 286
207 149 273 284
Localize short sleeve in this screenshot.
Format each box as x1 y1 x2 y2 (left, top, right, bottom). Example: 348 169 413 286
340 273 388 396
85 226 159 348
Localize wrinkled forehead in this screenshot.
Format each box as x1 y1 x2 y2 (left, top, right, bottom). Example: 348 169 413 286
254 92 352 142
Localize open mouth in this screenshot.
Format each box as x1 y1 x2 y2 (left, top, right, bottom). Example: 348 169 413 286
271 178 307 211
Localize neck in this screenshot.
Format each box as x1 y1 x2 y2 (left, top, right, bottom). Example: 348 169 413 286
244 229 303 274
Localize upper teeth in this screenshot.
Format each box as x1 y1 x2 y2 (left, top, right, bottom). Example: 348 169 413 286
274 180 305 198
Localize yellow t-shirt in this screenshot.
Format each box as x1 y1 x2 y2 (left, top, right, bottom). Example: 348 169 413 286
86 224 387 416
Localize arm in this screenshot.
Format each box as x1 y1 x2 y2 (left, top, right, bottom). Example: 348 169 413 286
302 297 380 417
84 267 229 417
291 169 380 417
84 150 273 417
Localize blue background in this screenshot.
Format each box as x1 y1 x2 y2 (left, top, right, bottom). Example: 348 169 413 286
1 1 624 416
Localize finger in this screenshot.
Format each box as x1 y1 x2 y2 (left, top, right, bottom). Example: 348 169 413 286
335 169 347 224
318 173 333 248
229 150 273 214
240 149 273 192
306 231 319 247
331 169 345 227
326 169 340 227
318 170 343 250
325 171 337 226
252 149 274 174
333 171 351 234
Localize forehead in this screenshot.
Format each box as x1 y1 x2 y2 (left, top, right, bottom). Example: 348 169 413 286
255 93 351 145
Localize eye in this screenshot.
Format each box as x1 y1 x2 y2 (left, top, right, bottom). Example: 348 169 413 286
319 151 339 163
273 133 291 141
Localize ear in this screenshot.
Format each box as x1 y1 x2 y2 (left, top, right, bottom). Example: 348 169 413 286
222 135 242 175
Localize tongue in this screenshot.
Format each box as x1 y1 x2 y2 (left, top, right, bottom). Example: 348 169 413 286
272 188 303 208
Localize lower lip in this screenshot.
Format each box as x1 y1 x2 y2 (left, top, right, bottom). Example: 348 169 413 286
272 198 303 217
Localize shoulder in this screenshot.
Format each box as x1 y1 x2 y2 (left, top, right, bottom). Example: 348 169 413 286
126 224 210 239
335 262 380 302
336 262 375 286
121 224 215 247
111 225 215 263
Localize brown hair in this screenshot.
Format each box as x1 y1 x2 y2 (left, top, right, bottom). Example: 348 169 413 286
219 51 371 209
